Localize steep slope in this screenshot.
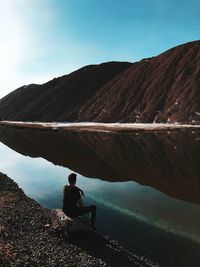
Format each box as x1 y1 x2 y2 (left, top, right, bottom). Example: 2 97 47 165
0 40 200 123
79 40 200 123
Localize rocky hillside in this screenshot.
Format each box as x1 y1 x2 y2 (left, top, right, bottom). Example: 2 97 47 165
0 40 200 123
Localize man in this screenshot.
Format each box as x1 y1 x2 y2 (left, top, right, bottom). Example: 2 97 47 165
62 173 97 230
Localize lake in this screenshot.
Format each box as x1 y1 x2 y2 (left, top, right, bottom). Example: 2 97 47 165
0 124 200 266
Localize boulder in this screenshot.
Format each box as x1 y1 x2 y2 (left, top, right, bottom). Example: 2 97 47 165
51 209 90 233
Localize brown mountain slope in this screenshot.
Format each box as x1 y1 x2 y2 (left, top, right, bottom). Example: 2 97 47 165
0 40 200 123
79 40 200 123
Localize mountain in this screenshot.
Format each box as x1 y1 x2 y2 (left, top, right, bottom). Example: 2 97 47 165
0 40 200 123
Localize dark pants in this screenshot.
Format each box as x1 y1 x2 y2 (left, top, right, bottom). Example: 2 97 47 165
64 205 97 225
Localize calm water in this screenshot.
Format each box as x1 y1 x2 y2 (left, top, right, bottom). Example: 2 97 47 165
0 125 200 265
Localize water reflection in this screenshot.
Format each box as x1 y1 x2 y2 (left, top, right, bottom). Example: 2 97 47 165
0 126 200 204
0 127 200 245
1 125 200 265
1 138 200 243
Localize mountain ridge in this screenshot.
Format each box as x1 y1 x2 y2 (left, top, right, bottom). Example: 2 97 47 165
0 40 200 123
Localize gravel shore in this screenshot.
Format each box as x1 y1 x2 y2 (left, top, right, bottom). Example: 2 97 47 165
0 172 156 267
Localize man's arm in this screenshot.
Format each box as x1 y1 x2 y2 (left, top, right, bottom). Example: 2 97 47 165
78 197 84 208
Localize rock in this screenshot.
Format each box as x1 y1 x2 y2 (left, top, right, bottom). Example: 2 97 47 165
51 209 90 234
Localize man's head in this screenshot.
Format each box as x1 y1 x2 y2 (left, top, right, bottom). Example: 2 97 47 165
68 173 77 185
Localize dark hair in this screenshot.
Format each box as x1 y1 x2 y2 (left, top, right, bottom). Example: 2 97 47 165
68 173 77 185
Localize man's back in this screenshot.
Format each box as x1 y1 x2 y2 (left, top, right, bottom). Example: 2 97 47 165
62 185 81 215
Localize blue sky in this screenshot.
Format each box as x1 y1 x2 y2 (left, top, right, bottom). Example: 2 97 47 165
0 0 199 98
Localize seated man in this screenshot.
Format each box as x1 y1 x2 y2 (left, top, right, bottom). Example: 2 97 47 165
62 173 97 230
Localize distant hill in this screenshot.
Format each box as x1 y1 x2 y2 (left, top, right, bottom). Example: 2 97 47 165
0 40 200 123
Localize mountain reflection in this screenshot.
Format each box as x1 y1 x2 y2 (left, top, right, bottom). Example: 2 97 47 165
0 125 200 205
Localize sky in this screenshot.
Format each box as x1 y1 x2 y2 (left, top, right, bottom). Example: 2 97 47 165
0 0 199 99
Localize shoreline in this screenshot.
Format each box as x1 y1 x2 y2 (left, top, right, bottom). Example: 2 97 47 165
1 121 200 133
0 172 157 267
